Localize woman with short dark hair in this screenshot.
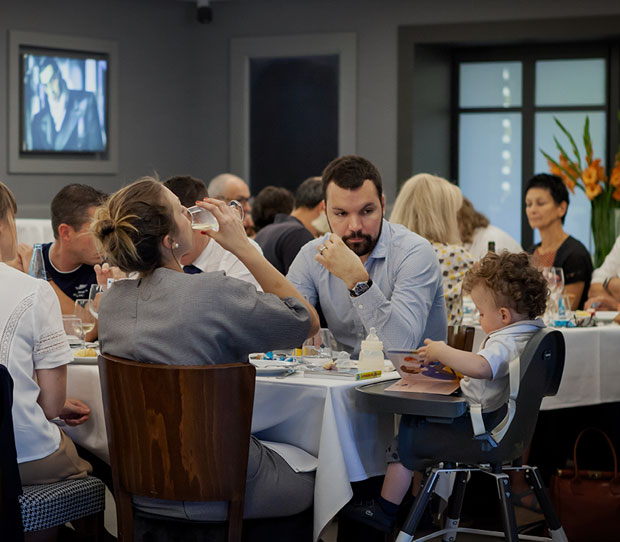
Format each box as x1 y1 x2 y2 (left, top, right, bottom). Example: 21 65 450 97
525 173 593 309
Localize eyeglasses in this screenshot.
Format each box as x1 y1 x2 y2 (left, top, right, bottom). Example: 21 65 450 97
222 196 252 206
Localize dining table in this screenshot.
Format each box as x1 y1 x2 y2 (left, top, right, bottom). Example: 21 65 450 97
64 362 396 541
63 321 620 541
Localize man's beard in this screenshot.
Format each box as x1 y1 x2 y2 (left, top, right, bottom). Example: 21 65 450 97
342 226 381 257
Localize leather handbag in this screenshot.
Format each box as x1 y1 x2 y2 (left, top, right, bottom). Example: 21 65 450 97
549 427 620 542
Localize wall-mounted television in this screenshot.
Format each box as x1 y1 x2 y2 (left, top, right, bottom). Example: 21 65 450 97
21 49 108 154
9 31 118 174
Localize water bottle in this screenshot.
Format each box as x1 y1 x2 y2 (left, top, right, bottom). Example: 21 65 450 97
28 243 48 280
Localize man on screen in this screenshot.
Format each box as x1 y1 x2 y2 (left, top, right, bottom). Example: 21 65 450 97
30 59 104 152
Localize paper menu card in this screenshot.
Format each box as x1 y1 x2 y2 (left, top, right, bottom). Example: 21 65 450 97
385 349 460 395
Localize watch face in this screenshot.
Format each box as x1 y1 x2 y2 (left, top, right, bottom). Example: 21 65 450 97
351 280 371 296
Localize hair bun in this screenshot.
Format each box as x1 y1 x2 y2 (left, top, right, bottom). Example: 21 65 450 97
100 220 116 236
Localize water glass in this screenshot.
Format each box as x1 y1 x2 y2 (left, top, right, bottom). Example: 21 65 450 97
187 200 245 233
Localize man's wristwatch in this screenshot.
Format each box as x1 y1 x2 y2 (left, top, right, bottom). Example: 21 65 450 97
349 279 373 297
603 277 613 294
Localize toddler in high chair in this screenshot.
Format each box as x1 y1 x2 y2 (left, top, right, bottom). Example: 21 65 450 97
342 251 549 533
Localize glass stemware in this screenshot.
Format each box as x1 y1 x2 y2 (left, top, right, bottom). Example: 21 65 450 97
74 298 96 334
62 315 84 348
542 266 565 322
88 284 107 320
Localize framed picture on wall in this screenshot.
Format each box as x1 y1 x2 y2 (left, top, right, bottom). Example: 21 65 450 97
8 30 118 174
230 33 356 194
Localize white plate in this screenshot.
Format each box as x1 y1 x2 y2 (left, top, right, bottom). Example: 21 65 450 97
72 349 99 364
596 311 618 322
250 358 300 376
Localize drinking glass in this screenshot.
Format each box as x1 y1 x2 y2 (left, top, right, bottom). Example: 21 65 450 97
187 200 244 233
542 266 565 322
74 299 96 334
88 284 107 319
62 316 84 348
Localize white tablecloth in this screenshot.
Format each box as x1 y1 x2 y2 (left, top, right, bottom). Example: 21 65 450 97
15 218 54 245
470 323 620 410
64 365 395 541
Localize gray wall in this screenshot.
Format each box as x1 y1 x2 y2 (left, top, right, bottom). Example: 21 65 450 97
3 0 620 216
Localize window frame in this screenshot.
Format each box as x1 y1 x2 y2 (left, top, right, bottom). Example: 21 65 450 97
452 42 617 249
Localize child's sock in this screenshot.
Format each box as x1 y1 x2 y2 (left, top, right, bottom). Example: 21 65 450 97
378 496 399 518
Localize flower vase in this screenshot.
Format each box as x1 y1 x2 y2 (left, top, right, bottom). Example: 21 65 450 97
591 197 620 268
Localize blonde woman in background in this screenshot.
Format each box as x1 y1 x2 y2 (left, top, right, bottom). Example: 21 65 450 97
458 197 522 260
391 174 474 325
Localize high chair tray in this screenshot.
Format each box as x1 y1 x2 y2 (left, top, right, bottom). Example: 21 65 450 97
357 379 468 421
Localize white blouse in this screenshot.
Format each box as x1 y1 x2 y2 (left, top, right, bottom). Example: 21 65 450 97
0 264 72 462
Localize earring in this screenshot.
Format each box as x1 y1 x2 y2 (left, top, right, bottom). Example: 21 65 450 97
174 242 179 249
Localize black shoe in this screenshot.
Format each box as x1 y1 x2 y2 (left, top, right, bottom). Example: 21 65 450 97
339 499 396 533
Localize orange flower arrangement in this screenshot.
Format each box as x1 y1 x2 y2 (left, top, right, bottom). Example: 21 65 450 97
541 116 620 267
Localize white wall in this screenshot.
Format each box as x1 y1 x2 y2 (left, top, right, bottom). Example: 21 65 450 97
3 0 620 215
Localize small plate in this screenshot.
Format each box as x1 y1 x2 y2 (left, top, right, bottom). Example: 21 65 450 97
250 358 300 376
72 348 99 364
596 311 618 323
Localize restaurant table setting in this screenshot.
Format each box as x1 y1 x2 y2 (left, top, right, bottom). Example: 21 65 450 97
64 342 397 541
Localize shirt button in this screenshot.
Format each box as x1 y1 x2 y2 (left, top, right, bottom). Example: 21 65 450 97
358 304 363 309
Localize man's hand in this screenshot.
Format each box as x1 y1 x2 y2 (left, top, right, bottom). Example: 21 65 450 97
584 294 619 311
315 234 369 289
95 262 125 285
417 338 449 363
59 398 91 426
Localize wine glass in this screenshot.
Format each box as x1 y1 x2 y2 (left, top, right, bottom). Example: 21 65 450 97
88 284 107 319
62 315 84 348
74 298 96 335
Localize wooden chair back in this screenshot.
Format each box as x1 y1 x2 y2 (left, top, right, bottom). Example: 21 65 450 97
447 325 475 352
98 354 256 542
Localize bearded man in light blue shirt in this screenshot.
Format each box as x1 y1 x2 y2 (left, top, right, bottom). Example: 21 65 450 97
287 155 447 355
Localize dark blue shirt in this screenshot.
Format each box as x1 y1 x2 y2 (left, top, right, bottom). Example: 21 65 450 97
41 242 97 301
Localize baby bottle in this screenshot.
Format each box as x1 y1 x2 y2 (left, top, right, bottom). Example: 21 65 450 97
358 327 384 372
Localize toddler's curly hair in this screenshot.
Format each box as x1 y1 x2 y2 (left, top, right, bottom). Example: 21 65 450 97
463 251 548 319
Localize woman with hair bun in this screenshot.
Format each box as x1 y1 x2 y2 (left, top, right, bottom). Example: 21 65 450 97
92 176 319 521
390 173 475 325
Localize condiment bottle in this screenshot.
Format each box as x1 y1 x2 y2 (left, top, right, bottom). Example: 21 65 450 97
28 243 48 280
487 241 496 253
358 327 384 372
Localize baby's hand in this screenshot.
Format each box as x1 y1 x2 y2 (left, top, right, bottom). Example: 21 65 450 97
418 338 446 363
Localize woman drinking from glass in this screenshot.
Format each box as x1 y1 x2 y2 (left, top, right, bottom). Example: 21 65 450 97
92 176 319 521
525 173 593 309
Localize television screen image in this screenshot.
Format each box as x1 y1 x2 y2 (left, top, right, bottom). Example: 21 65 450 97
21 50 108 153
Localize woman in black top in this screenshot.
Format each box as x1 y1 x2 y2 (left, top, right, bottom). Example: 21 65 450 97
525 173 593 309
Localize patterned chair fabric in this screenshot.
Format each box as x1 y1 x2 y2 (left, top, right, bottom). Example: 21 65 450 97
19 476 105 532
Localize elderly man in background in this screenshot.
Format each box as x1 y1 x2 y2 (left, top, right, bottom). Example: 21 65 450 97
287 155 447 355
164 175 262 290
10 184 106 313
208 173 256 237
256 177 324 274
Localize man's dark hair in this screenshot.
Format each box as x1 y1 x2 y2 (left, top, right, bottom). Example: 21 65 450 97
251 186 295 232
321 155 382 201
294 177 323 209
526 173 570 224
163 175 207 208
51 184 107 239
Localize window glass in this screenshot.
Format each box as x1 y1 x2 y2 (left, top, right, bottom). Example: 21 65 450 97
459 112 522 243
460 61 522 108
533 111 606 250
535 59 606 106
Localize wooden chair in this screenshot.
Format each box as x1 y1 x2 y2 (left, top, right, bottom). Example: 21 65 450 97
447 324 475 352
98 354 256 542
